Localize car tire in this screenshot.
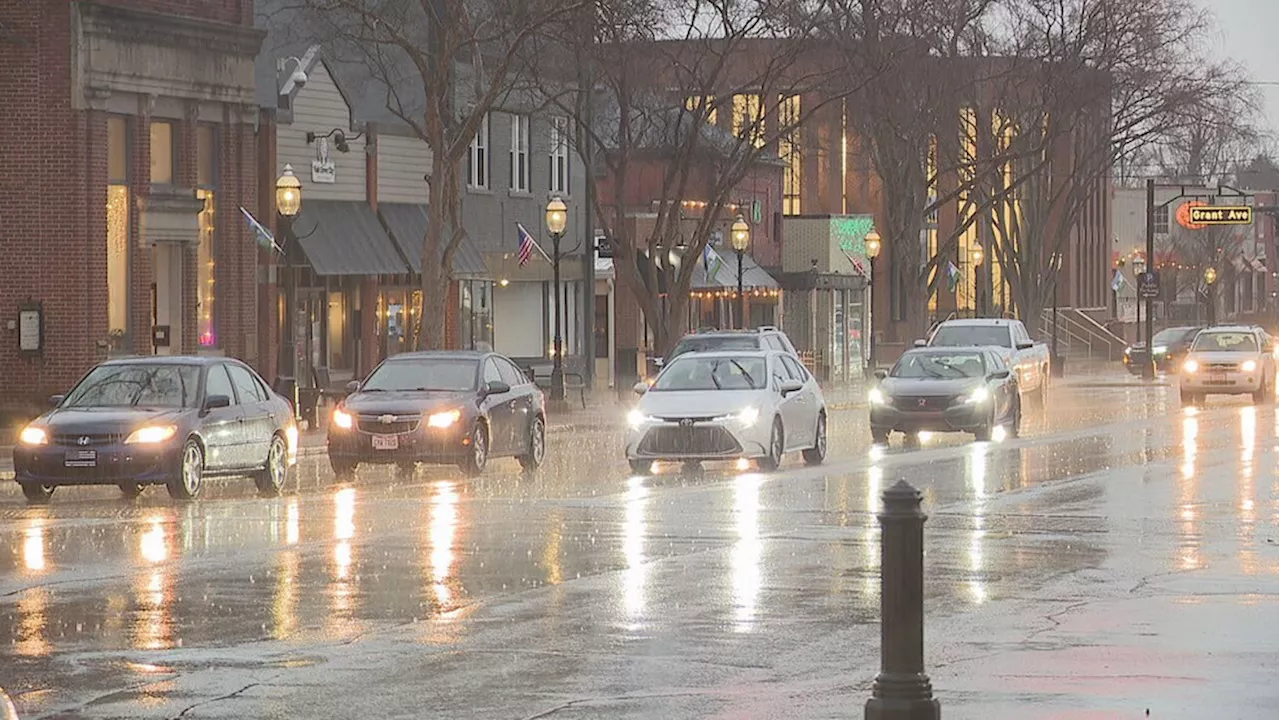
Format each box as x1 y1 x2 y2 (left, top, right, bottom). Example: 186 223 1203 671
459 422 489 478
628 458 651 475
1180 389 1200 407
21 481 54 505
1008 396 1022 438
331 457 358 480
871 427 890 445
802 412 827 466
167 438 204 501
758 417 784 472
254 435 290 496
1252 378 1273 404
518 416 547 473
1038 376 1049 407
974 408 995 442
118 482 145 499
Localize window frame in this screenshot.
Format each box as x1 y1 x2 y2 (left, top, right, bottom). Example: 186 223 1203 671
510 113 530 193
204 364 238 405
468 113 490 190
549 116 570 195
227 363 267 403
149 120 177 186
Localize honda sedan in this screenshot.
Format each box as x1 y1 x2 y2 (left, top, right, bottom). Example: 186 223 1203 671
13 357 298 503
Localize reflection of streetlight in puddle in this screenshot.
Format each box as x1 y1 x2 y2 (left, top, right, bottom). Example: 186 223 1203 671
967 443 988 604
622 476 648 626
731 473 764 632
430 481 460 609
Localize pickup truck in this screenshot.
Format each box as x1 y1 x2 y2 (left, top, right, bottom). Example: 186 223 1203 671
917 318 1051 405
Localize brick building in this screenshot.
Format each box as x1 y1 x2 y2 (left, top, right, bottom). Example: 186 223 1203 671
0 0 264 421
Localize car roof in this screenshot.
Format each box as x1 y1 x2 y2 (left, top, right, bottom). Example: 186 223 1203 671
384 350 487 360
904 346 997 354
935 318 1016 327
667 349 773 358
100 355 229 366
1197 325 1259 333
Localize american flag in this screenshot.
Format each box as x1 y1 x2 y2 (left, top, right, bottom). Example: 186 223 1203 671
517 223 536 266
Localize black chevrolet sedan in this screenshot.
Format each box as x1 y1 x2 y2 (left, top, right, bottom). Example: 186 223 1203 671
13 357 297 504
328 351 547 477
868 347 1020 444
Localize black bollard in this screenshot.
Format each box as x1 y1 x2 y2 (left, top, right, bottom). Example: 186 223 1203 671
866 480 939 720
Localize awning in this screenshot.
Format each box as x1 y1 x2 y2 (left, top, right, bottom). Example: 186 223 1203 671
378 203 488 278
294 201 409 276
692 247 779 290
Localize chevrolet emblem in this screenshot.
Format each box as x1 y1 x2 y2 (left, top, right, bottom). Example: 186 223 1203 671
379 414 395 424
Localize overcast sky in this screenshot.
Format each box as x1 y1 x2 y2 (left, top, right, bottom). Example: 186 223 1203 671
1194 0 1279 150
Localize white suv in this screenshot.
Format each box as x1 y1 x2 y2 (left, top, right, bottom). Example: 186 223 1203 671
1179 326 1277 405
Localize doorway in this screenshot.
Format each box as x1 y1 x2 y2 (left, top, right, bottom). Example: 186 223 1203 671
150 244 183 355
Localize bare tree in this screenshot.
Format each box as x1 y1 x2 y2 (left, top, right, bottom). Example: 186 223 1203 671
281 0 585 348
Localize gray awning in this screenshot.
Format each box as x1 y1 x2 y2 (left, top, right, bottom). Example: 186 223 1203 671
692 247 779 290
378 203 488 278
295 201 409 276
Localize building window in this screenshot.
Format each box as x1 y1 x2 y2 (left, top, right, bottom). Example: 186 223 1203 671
779 94 801 215
1153 207 1169 236
459 280 494 350
327 290 349 368
510 114 530 192
149 120 175 185
468 113 489 189
107 116 130 352
685 96 717 125
549 116 569 195
731 94 764 148
196 125 217 348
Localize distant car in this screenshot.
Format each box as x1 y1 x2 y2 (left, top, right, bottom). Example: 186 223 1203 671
13 357 298 504
660 326 800 368
869 347 1021 443
1178 326 1277 405
920 318 1050 405
327 351 546 478
1123 326 1201 374
627 350 826 473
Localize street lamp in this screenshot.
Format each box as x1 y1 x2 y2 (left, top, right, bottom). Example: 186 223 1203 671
1049 252 1064 377
864 229 882 376
730 215 750 329
276 164 302 421
546 195 568 404
970 243 985 318
1204 266 1218 325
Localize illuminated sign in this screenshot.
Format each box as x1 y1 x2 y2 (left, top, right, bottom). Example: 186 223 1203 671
1187 206 1253 225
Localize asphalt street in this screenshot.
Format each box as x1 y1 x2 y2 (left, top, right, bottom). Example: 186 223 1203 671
0 376 1276 719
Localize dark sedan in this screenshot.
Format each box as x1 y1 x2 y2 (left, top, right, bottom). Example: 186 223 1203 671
327 351 546 477
1123 326 1202 375
13 357 298 504
868 347 1020 444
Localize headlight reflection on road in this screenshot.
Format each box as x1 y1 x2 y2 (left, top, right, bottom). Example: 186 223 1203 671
622 476 648 626
1238 407 1260 576
14 587 51 657
731 473 764 633
23 518 46 573
1176 414 1202 572
863 465 882 597
329 487 358 631
968 443 989 605
430 481 460 610
133 515 174 651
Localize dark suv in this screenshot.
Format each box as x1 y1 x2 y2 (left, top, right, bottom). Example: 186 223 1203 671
1123 326 1202 374
661 327 800 367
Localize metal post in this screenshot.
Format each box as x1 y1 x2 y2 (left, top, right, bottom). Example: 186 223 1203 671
866 480 939 720
867 257 876 376
973 264 981 318
1206 282 1216 325
1142 179 1156 380
551 231 565 403
736 248 746 330
280 215 301 421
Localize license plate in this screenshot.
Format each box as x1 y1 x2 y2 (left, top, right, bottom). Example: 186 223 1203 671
65 449 97 467
1210 372 1227 384
372 434 399 450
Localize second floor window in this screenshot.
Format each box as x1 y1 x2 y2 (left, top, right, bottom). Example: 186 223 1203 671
468 113 490 189
550 116 569 195
510 114 530 192
150 120 175 185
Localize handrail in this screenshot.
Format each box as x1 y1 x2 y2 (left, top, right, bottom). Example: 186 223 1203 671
1070 309 1126 348
1040 308 1125 360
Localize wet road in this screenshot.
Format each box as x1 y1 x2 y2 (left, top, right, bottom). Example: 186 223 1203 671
1 379 1276 719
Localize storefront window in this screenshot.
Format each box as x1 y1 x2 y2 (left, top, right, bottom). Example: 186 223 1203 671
328 291 348 369
459 282 473 349
473 282 493 350
384 291 408 356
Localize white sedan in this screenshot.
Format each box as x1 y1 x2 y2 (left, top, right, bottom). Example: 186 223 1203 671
626 350 827 474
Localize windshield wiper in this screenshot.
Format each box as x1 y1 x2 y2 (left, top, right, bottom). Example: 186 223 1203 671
728 360 757 388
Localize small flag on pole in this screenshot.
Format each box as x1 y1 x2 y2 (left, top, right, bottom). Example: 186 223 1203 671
843 251 867 278
240 207 282 253
703 244 723 284
945 261 962 292
1111 270 1125 292
516 223 550 266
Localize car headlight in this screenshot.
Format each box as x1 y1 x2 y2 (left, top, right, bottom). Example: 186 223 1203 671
869 388 887 406
332 409 354 430
125 425 177 445
19 426 48 446
1242 360 1257 373
714 407 760 426
965 387 989 404
1152 345 1168 355
427 408 462 428
628 409 649 430
1183 359 1198 374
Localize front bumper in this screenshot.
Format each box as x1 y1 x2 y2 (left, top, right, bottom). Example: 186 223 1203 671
869 401 989 433
328 423 476 464
626 419 767 461
13 442 180 485
1180 369 1263 394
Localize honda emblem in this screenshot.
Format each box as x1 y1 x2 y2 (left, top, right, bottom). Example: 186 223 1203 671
78 436 90 446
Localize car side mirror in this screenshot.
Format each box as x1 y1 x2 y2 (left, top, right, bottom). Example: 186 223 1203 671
483 381 511 396
913 339 928 348
780 379 804 396
873 369 888 380
1015 342 1034 350
989 369 1011 380
48 394 64 407
633 381 649 395
203 394 231 412
653 357 664 368
346 380 360 393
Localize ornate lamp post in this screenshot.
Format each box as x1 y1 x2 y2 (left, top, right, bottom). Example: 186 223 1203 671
731 215 750 329
276 164 302 420
546 196 568 403
1132 256 1146 346
970 243 985 318
1204 266 1218 326
864 229 882 376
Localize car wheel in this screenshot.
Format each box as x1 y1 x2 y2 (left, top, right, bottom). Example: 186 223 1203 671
974 408 995 442
459 422 489 477
871 427 890 445
255 435 290 496
628 458 651 475
1008 396 1022 438
803 412 827 466
1038 376 1049 407
758 417 784 472
118 481 146 499
20 482 54 505
1180 389 1200 407
167 438 204 500
1252 377 1273 404
518 416 547 472
331 457 359 480
396 460 417 475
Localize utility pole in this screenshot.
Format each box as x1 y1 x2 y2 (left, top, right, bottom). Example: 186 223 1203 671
1143 179 1156 380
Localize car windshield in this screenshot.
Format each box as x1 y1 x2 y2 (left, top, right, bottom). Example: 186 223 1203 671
1191 332 1258 353
652 356 766 391
892 352 987 379
1153 328 1193 344
668 336 761 359
63 364 200 408
930 325 1011 348
362 358 478 392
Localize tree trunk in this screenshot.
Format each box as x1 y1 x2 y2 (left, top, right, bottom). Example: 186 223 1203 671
417 146 458 350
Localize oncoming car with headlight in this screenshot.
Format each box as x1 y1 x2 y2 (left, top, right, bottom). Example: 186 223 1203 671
868 347 1020 444
13 357 298 504
626 350 826 474
328 351 546 478
1178 326 1276 406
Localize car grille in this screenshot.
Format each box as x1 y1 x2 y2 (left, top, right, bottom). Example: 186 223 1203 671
892 395 954 411
1204 362 1239 371
51 433 125 447
655 415 717 423
356 415 422 435
638 426 742 456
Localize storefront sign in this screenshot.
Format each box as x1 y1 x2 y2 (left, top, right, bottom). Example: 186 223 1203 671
311 137 336 184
